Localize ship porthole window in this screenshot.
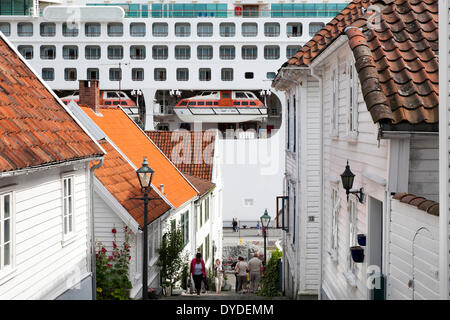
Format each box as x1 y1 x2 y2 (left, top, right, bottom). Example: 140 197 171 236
244 72 254 79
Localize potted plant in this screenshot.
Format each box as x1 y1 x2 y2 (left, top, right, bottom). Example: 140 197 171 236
357 234 366 246
350 246 364 263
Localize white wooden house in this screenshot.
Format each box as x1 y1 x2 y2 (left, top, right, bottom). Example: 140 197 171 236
0 33 105 299
273 0 440 300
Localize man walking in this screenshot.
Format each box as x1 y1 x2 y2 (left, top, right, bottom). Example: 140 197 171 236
248 253 262 293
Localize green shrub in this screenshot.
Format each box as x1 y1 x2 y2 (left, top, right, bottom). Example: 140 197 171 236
258 249 282 297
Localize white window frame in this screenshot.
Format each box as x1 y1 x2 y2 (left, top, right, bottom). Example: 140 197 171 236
347 60 358 137
61 175 76 245
331 67 339 137
346 198 358 279
329 188 340 261
0 191 15 282
148 221 160 265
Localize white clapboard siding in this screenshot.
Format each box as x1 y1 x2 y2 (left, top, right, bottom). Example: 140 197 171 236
408 136 439 202
0 164 91 300
387 199 439 300
321 45 389 300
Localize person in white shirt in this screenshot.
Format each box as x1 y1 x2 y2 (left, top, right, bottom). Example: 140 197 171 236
248 253 263 293
214 259 224 294
235 256 249 294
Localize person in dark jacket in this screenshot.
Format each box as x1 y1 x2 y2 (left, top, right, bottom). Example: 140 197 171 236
190 253 207 295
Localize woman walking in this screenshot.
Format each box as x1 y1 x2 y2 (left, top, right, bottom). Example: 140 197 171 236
190 252 207 296
214 258 224 294
235 256 249 294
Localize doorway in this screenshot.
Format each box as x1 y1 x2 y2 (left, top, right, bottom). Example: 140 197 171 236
368 197 383 272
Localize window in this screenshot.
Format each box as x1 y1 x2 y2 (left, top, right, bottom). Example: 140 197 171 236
109 68 122 81
171 219 176 232
197 46 212 60
245 72 254 79
42 68 54 81
205 234 210 262
130 46 146 60
40 45 56 60
348 61 358 134
264 23 280 37
205 197 210 222
181 211 189 246
242 23 257 37
0 192 13 272
199 201 203 227
287 23 302 37
108 46 123 60
64 68 77 81
197 23 213 37
85 23 100 37
242 46 257 60
152 46 168 60
176 68 189 81
220 46 235 60
175 23 190 37
309 22 325 37
0 23 11 36
220 23 235 37
154 68 166 81
199 68 211 81
63 22 79 37
175 46 190 60
40 23 55 37
330 188 340 260
132 68 144 81
18 45 33 59
130 22 146 37
148 221 160 263
63 46 78 60
266 72 276 80
18 22 33 36
152 23 168 37
62 176 74 237
85 46 101 60
286 46 301 59
331 68 339 136
221 68 233 81
108 23 123 37
347 199 358 276
264 46 280 60
287 98 290 149
87 68 99 81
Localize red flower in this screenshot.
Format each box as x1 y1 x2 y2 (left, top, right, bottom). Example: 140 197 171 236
101 247 107 253
113 242 117 249
109 256 113 261
128 256 131 261
112 228 117 234
107 264 111 268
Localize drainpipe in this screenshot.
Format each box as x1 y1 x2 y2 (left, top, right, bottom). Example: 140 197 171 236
90 158 104 300
309 66 324 300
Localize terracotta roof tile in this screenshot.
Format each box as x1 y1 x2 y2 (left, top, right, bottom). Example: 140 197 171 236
183 174 215 198
145 131 216 181
274 0 438 130
80 107 197 208
393 192 439 216
94 140 171 228
0 36 103 172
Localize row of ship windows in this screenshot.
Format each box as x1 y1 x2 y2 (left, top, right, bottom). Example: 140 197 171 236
17 45 301 61
41 67 275 82
0 21 324 38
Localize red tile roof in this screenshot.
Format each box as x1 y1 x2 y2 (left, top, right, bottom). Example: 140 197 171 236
275 0 438 130
145 131 216 181
80 106 198 208
393 192 438 216
183 173 215 198
0 36 103 172
94 140 171 228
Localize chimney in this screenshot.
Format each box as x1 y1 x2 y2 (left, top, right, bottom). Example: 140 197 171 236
78 80 100 113
159 184 164 194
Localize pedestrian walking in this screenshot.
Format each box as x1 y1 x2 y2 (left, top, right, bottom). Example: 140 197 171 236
248 253 263 293
231 259 239 292
256 221 261 236
232 218 237 232
190 252 207 296
214 258 224 294
235 256 249 294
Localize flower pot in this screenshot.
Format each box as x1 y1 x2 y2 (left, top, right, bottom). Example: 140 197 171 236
163 285 172 296
357 234 366 246
350 246 364 263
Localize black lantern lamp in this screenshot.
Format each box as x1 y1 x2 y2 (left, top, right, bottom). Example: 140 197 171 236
136 157 154 190
340 160 364 203
260 209 271 266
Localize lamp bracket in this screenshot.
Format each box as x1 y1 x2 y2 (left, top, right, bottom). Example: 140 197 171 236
348 187 365 204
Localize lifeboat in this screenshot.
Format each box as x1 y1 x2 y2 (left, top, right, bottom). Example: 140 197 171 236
61 90 139 120
173 91 267 123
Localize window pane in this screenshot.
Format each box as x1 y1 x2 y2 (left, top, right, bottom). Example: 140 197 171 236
242 23 257 37
4 243 10 266
132 68 144 81
220 23 235 37
130 46 146 60
130 22 146 37
197 23 212 37
63 22 79 37
42 68 54 81
18 23 33 36
152 23 168 37
154 68 166 81
197 46 212 60
40 23 55 37
18 45 33 59
0 23 11 36
176 68 189 81
85 23 100 37
220 46 235 60
152 46 168 60
175 46 190 60
309 22 325 37
264 23 280 37
175 23 190 37
108 23 123 36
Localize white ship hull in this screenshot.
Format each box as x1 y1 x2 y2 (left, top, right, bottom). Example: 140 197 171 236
174 107 267 123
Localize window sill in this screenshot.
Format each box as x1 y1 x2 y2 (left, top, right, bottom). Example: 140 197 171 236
0 267 17 286
344 132 358 144
61 234 77 247
343 271 357 288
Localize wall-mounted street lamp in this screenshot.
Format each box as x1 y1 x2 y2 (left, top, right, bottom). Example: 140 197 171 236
340 160 365 203
260 209 271 266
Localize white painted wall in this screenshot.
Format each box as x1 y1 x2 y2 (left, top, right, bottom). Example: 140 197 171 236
0 163 92 300
387 199 439 300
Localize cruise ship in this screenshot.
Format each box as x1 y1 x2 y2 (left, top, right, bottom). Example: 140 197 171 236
0 0 348 133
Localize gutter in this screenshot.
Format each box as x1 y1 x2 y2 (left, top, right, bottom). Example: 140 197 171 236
90 158 104 300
